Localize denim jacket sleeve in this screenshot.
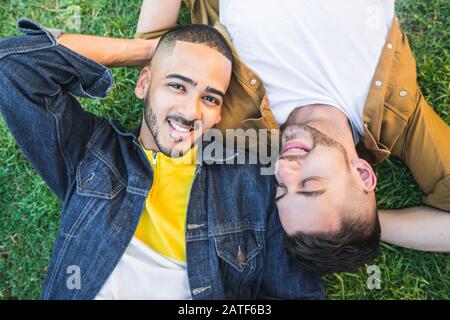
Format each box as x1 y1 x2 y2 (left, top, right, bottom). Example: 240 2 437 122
0 18 114 201
257 193 324 299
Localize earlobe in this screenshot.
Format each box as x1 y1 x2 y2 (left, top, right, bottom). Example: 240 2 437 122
134 66 152 99
352 158 377 192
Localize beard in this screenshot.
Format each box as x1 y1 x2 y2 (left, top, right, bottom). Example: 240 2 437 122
143 96 173 157
143 96 198 158
281 124 350 167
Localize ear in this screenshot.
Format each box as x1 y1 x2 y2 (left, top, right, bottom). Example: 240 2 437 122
134 66 152 99
351 158 377 192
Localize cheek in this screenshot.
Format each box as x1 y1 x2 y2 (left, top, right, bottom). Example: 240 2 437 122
310 154 344 176
150 92 174 120
201 107 222 127
277 204 302 235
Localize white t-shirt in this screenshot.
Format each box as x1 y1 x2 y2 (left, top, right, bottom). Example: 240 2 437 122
95 237 192 300
220 0 395 143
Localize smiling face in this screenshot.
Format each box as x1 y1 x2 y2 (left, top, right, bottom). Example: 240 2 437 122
275 124 377 235
136 40 232 157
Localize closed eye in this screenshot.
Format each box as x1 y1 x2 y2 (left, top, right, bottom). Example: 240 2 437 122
301 176 324 188
296 190 327 197
275 184 326 202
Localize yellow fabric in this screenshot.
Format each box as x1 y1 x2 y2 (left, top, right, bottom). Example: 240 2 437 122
134 141 197 262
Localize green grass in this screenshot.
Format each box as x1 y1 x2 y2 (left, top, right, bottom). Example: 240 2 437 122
0 0 449 300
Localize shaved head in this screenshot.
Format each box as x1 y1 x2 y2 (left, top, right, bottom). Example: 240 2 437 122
151 24 233 67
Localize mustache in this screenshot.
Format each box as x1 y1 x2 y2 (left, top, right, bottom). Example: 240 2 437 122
166 114 195 129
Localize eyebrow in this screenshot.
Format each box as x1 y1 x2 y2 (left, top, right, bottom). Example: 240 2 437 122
275 189 327 203
206 87 225 98
165 74 198 87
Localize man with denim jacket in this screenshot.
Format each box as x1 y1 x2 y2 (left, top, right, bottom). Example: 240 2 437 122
0 19 323 299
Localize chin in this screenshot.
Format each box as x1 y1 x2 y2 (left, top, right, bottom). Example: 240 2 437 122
166 142 193 158
158 130 199 157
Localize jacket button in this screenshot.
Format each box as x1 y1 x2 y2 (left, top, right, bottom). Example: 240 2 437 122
387 43 393 49
375 80 382 87
249 78 257 86
187 223 205 230
192 286 211 296
399 90 407 97
237 245 246 264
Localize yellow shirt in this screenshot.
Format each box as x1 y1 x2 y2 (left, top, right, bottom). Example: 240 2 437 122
134 142 197 262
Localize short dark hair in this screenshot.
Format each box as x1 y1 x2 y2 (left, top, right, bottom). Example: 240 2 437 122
285 208 381 275
155 24 233 63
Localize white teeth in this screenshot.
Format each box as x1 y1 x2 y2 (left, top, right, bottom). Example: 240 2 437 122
169 120 189 133
286 147 306 153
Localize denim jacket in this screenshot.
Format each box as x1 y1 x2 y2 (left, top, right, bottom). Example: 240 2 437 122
0 19 323 300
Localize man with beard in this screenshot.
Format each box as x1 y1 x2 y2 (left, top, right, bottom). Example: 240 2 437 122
0 19 323 299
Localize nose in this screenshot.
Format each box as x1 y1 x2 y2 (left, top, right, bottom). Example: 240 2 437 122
275 158 301 184
278 157 302 169
180 97 202 121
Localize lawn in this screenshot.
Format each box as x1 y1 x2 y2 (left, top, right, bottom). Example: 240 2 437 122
0 0 448 299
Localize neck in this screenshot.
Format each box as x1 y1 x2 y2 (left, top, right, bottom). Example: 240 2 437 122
285 104 359 160
139 114 159 151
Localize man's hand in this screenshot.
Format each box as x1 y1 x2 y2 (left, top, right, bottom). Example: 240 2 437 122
58 34 159 67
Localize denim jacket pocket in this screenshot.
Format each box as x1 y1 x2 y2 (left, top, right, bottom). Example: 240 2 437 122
213 227 263 273
76 151 126 200
59 152 126 239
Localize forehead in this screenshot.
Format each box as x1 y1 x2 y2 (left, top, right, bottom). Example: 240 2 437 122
278 194 342 234
155 40 232 89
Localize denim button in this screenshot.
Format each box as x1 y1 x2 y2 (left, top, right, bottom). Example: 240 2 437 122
187 223 205 230
237 245 246 264
192 286 211 295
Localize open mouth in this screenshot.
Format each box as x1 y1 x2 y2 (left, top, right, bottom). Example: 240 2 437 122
167 118 194 141
281 126 314 156
281 140 311 156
